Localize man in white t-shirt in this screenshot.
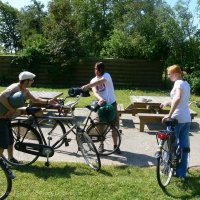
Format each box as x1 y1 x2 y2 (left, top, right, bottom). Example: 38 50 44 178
82 62 121 154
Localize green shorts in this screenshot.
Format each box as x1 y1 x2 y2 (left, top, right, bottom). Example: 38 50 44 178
0 119 14 149
95 102 119 128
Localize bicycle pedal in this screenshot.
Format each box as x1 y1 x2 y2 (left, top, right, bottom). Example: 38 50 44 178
64 138 71 146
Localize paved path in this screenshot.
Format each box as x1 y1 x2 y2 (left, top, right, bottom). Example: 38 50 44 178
38 108 200 168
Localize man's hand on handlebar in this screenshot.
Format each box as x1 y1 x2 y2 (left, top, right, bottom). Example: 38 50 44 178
81 84 90 91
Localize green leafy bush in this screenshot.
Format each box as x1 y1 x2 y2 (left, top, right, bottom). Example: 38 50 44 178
187 71 200 95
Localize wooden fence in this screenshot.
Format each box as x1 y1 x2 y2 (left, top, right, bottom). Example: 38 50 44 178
0 56 164 88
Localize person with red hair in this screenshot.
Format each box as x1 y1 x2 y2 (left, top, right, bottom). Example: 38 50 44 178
161 64 190 180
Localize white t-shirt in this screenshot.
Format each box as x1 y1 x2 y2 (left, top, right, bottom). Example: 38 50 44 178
90 72 116 104
170 80 191 123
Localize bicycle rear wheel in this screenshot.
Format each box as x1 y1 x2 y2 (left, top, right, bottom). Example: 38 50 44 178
86 122 121 155
0 159 12 200
3 122 42 167
156 141 174 189
77 131 101 171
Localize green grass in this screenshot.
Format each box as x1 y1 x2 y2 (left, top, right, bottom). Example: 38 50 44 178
7 162 200 200
1 86 200 116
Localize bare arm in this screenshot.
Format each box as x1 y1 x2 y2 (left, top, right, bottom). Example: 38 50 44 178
160 101 171 109
91 86 106 105
81 77 106 91
26 91 56 104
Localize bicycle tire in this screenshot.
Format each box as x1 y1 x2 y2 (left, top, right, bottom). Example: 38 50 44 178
38 118 66 149
0 160 12 200
86 122 121 155
3 122 42 167
76 131 101 171
156 140 174 189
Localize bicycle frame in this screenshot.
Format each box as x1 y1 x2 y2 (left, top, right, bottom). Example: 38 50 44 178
11 108 101 170
33 115 77 148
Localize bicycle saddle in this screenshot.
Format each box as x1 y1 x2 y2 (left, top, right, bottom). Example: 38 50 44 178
26 107 42 115
164 117 178 126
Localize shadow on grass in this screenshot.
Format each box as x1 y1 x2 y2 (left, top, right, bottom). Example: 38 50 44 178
100 150 157 167
12 163 107 180
162 170 200 199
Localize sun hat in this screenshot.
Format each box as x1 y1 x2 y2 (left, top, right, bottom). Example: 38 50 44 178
19 71 36 81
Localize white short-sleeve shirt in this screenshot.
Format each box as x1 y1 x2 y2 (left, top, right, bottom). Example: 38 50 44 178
90 72 116 104
170 80 191 123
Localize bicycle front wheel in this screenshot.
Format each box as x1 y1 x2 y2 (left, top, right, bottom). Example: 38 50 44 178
3 122 42 167
0 161 12 200
77 132 101 171
156 141 174 189
86 122 121 155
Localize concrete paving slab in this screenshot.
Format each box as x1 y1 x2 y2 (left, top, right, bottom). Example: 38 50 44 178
37 108 200 168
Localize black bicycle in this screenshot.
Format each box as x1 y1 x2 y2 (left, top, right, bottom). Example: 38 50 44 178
38 88 122 156
3 97 101 171
53 93 122 156
155 118 183 189
0 157 15 200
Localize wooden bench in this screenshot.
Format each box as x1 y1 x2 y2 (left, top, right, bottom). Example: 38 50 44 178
117 104 125 117
137 113 165 132
138 109 198 132
190 109 197 119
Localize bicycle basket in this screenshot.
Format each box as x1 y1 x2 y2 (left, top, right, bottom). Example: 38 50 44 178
98 104 116 123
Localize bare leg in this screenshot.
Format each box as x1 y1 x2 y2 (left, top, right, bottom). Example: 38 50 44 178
112 128 118 145
7 144 13 160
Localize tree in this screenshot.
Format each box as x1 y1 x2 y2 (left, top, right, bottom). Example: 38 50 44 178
17 0 47 50
0 1 21 53
43 0 82 63
101 0 173 59
71 0 114 56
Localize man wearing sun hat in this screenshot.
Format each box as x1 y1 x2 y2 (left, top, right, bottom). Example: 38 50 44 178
0 71 56 164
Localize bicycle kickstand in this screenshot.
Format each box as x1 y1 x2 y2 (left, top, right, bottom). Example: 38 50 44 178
45 156 50 167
